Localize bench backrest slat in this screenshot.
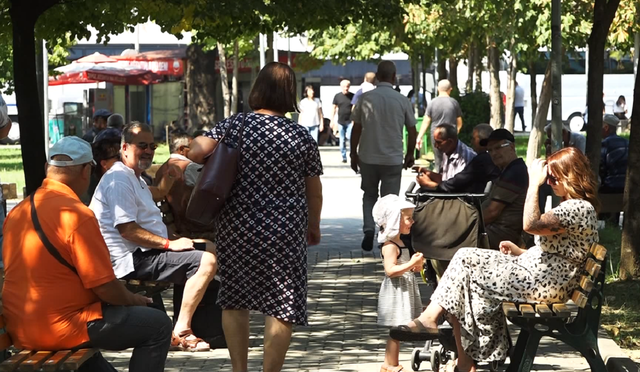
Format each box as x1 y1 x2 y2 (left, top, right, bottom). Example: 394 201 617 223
61 349 98 370
20 351 54 372
570 244 607 309
0 351 32 372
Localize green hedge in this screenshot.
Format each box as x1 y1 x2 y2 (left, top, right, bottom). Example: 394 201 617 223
458 91 491 144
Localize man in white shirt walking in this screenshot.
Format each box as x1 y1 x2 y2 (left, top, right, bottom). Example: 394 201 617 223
90 122 217 352
514 81 526 132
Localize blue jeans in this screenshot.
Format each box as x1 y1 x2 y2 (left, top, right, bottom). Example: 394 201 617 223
338 122 353 161
78 304 172 372
305 125 319 143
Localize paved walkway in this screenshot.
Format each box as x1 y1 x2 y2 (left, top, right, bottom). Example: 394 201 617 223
76 147 631 370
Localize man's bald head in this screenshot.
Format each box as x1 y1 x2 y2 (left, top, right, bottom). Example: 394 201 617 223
364 72 376 83
376 61 396 84
438 79 452 93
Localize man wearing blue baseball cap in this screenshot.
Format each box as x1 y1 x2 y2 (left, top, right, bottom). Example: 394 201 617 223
82 108 112 143
2 136 171 372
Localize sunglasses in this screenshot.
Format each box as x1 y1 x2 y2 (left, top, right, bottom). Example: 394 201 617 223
132 142 158 151
547 173 558 185
487 142 511 153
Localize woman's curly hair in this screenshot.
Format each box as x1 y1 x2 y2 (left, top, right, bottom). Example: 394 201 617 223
547 147 600 212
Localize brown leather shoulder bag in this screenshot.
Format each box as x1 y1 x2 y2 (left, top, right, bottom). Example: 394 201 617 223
186 113 245 225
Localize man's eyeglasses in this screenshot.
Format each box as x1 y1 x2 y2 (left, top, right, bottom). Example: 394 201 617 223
132 142 158 151
547 173 558 185
487 142 511 153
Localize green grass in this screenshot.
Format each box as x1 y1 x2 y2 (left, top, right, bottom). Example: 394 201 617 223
0 148 25 195
0 144 171 198
598 223 640 349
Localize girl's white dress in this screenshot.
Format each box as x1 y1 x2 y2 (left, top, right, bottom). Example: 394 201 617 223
377 242 423 326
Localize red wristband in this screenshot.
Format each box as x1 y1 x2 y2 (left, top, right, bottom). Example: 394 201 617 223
163 239 170 250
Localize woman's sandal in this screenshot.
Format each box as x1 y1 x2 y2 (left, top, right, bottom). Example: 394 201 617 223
380 364 404 372
170 329 210 352
389 318 440 342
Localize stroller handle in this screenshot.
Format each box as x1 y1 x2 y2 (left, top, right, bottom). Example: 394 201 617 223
405 181 417 196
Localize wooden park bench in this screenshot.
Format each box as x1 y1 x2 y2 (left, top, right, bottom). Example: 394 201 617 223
598 193 624 215
502 243 607 372
0 315 98 372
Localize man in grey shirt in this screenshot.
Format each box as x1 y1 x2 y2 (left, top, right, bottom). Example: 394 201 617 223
417 79 463 171
351 61 417 251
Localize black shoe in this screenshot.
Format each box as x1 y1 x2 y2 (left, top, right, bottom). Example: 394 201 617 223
361 231 375 251
342 159 347 163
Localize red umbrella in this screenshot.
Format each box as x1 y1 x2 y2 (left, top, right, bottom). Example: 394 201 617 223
49 67 161 86
75 52 118 64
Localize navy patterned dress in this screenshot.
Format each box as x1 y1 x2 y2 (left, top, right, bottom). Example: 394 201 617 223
204 112 323 325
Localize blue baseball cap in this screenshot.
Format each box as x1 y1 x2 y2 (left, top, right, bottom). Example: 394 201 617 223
93 109 112 119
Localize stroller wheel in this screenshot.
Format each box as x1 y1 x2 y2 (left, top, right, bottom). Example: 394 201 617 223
430 348 440 372
411 348 422 371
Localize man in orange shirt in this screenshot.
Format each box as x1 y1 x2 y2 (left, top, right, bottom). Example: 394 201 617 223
2 137 171 372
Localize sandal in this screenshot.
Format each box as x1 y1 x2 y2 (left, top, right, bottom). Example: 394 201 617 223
380 365 404 372
170 329 210 352
389 318 439 342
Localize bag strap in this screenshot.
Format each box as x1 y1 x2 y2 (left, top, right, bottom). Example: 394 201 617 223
29 192 78 275
217 113 246 148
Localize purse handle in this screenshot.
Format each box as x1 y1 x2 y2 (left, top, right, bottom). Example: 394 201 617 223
218 113 246 149
29 192 78 275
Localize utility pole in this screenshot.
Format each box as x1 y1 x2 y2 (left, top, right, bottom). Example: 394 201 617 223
550 0 563 153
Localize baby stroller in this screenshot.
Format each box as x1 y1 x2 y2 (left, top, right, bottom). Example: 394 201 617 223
403 182 506 371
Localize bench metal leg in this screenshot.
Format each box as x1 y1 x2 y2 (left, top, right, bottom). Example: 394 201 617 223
149 293 166 313
506 328 541 372
556 332 606 372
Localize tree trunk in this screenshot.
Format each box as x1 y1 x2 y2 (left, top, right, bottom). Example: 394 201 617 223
218 42 230 118
504 51 517 133
186 44 216 133
487 39 502 129
620 67 640 279
526 61 552 165
265 33 274 64
585 0 621 178
412 57 420 117
231 40 239 115
466 43 475 93
437 57 447 81
448 56 458 92
529 60 538 125
474 44 483 91
11 9 46 195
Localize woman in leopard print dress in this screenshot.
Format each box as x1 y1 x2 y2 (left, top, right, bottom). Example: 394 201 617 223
391 147 600 372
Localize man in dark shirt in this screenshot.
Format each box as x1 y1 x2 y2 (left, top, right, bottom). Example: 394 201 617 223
481 129 529 248
416 124 499 193
82 109 112 143
330 80 355 163
600 114 628 193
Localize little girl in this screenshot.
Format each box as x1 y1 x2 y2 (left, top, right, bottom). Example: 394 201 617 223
373 194 424 372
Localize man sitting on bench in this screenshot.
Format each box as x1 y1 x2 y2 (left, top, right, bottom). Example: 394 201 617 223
90 122 218 352
416 124 499 193
481 129 529 248
3 137 171 372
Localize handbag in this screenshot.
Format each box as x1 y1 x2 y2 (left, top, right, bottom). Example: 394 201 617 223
29 192 78 274
186 113 245 225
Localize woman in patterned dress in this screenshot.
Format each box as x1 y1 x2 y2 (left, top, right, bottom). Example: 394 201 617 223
188 62 323 372
390 147 599 372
